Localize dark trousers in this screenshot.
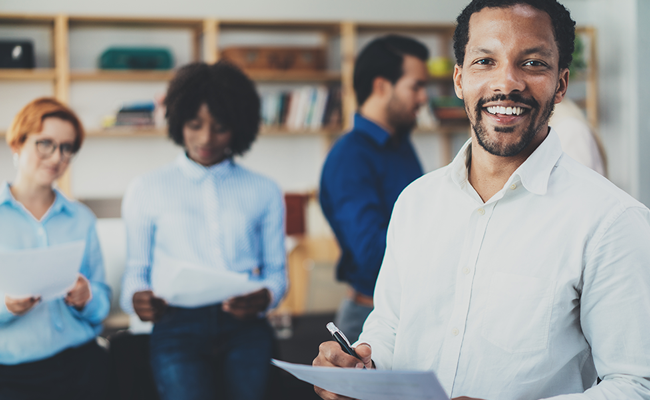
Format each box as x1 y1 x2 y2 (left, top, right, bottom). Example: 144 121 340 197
0 340 109 400
150 305 275 400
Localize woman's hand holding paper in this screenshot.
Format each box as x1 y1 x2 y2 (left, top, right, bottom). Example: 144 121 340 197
222 288 271 320
133 290 168 322
5 295 40 315
64 274 92 310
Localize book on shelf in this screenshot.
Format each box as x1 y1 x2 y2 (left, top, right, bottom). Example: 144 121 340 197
261 85 341 132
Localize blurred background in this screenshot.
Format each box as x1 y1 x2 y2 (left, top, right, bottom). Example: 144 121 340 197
0 0 648 397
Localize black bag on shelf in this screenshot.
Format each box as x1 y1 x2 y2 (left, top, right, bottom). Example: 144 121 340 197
0 40 35 68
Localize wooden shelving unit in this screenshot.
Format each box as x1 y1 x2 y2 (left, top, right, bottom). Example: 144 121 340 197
0 13 599 190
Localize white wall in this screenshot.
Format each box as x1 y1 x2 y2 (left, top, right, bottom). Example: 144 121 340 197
635 0 650 206
1 0 648 206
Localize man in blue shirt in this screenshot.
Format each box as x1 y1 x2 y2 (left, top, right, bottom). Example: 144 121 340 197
320 35 429 341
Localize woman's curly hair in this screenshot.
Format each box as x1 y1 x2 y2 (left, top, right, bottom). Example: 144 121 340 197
165 61 261 156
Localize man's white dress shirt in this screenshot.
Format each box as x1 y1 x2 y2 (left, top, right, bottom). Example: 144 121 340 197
359 129 650 399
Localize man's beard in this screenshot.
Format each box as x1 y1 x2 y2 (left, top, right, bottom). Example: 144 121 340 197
469 93 555 157
386 95 417 138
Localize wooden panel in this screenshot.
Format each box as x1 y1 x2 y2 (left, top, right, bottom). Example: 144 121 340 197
275 236 340 315
54 14 72 197
203 18 219 64
68 15 202 28
0 69 56 80
0 13 55 24
340 21 356 130
70 70 175 81
54 14 70 103
247 69 340 82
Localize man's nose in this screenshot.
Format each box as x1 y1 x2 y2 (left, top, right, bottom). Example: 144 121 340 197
489 62 525 94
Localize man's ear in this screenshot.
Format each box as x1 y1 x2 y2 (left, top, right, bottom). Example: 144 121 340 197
554 68 570 104
372 76 393 99
453 64 464 100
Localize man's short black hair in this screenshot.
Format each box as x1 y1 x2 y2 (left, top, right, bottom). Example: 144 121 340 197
453 0 576 70
353 35 429 106
165 61 261 156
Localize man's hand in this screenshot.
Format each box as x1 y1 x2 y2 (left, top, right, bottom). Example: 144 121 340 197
222 288 270 320
5 295 40 315
313 341 374 399
132 290 168 322
64 274 92 310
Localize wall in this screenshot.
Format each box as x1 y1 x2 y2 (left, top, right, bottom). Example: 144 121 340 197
636 0 650 206
1 0 648 206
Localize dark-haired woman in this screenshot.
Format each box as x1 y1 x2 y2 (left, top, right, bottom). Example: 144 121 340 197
120 61 287 400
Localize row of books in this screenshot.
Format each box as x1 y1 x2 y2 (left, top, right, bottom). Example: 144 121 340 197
261 86 342 132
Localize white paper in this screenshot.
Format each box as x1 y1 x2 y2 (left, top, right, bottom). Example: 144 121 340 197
151 252 264 308
271 359 449 400
0 241 85 301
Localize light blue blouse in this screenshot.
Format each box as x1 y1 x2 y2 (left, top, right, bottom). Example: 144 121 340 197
0 182 111 365
120 154 287 314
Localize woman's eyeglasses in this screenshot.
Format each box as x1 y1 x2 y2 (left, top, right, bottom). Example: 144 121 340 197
35 139 75 161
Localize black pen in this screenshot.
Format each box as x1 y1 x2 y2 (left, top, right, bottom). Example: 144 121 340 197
326 322 363 362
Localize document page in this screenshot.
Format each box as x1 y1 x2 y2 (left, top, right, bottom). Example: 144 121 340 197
151 252 264 308
272 359 449 400
0 241 85 300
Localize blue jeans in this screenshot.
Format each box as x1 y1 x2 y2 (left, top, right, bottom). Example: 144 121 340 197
334 298 373 344
149 305 274 400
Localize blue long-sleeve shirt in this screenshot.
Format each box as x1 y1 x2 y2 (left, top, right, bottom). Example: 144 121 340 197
320 114 423 297
120 154 287 314
0 182 111 365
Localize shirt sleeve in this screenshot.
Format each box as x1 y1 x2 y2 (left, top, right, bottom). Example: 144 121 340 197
67 220 111 325
120 179 155 314
259 183 288 310
321 148 389 295
356 201 404 370
542 206 650 399
0 296 18 325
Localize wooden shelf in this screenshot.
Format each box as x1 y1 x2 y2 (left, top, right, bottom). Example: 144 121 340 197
0 69 56 80
0 14 55 25
68 15 203 29
247 70 341 83
86 126 343 137
67 69 342 83
260 126 342 136
86 127 167 137
70 70 176 82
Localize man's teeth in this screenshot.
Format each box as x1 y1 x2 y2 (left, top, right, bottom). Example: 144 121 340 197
486 106 525 115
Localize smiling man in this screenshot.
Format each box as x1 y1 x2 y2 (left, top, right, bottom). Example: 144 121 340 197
313 1 650 399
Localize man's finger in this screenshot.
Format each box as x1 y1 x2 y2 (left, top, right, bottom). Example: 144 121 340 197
314 385 355 400
315 341 362 368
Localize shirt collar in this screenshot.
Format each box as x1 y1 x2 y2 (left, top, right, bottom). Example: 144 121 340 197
353 113 392 147
450 128 564 196
0 181 75 216
176 152 233 181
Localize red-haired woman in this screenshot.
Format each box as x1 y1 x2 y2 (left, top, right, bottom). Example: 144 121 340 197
0 98 110 400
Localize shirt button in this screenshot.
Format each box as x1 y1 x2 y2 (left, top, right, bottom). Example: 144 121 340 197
37 227 45 235
510 183 517 190
452 328 459 336
463 267 470 275
477 208 485 215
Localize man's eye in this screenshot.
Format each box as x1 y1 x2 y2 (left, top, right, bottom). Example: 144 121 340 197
186 121 202 130
524 60 546 67
475 59 492 65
